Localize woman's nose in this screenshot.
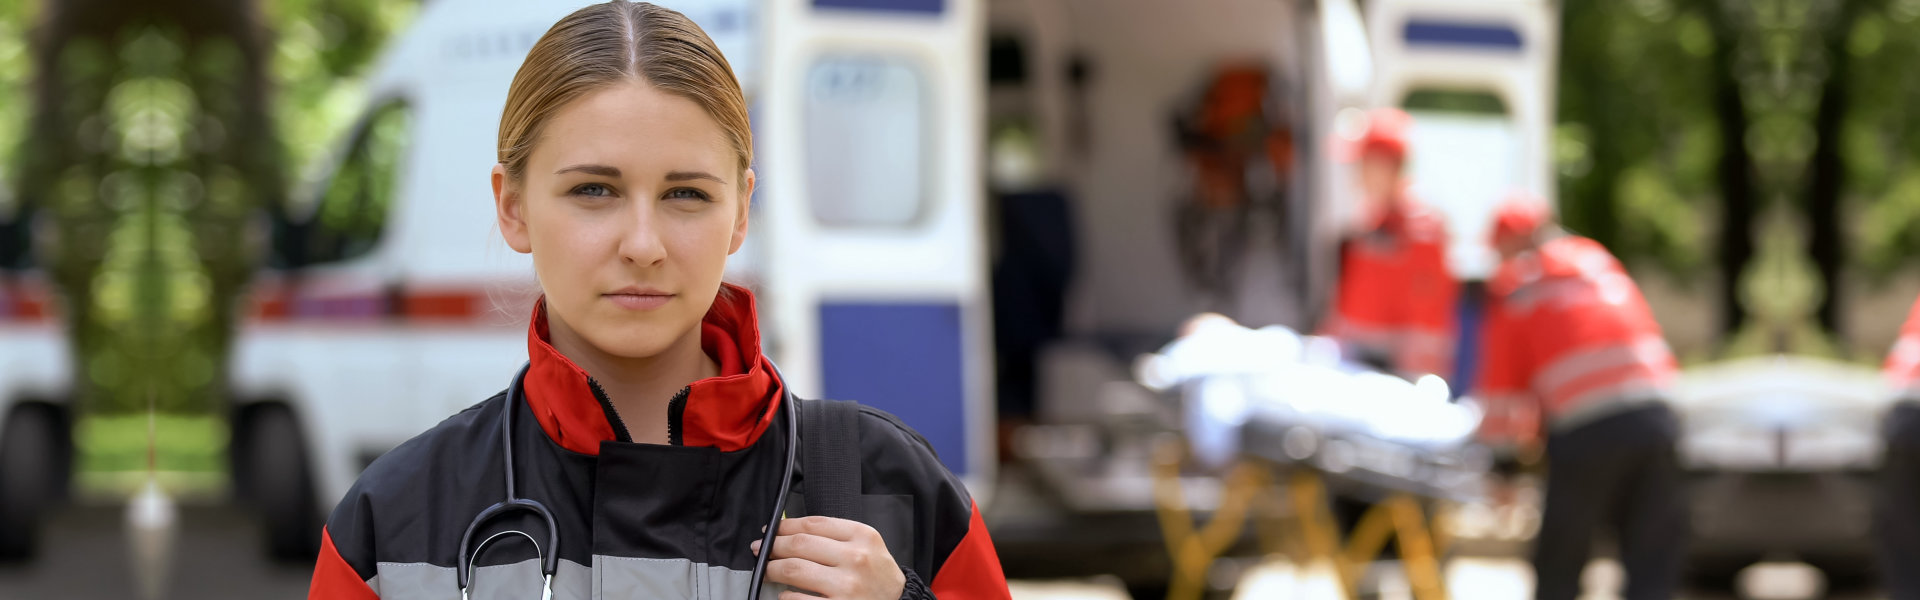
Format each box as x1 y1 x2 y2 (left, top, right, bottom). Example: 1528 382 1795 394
617 205 668 266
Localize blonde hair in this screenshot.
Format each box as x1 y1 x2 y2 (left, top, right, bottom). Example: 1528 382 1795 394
498 0 753 184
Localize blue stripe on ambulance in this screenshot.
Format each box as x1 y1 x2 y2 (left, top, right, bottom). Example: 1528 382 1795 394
1403 20 1524 52
813 0 944 16
818 302 969 476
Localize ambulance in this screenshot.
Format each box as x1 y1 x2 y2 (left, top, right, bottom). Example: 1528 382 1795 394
0 226 74 560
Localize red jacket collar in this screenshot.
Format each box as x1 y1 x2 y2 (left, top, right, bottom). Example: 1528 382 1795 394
522 283 783 455
1490 236 1623 298
1359 195 1445 244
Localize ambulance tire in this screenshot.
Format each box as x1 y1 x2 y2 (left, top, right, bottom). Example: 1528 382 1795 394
244 406 320 562
1126 584 1170 600
0 403 64 562
1683 560 1745 593
1808 561 1875 595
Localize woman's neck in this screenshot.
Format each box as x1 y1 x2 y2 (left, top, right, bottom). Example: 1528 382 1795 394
545 310 719 445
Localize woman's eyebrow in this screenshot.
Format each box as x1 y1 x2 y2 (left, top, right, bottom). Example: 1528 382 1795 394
554 164 621 177
665 170 727 185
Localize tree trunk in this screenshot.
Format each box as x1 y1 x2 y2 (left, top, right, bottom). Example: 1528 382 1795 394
1805 0 1860 352
1703 0 1757 341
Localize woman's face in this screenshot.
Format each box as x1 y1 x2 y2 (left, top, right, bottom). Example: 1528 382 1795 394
494 81 753 360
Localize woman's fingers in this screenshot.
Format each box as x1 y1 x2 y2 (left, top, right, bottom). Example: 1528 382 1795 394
774 516 877 544
751 516 903 600
752 533 850 567
764 557 853 597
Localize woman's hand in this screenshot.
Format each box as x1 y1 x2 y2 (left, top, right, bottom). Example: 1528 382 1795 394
750 516 905 600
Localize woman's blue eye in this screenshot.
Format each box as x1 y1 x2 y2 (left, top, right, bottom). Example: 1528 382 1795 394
666 188 712 201
570 183 613 197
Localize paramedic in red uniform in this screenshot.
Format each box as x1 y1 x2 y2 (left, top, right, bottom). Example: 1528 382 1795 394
1323 108 1457 378
1476 199 1685 600
1875 297 1920 599
306 3 1009 598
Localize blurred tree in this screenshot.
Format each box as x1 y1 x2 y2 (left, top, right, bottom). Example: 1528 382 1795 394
11 0 415 417
1805 2 1854 341
1844 1 1920 304
1557 0 1916 357
18 0 282 415
1555 0 1719 286
0 1 35 269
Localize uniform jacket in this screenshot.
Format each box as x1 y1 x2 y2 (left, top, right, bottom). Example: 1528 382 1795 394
309 285 1009 599
1475 236 1675 444
1326 198 1458 377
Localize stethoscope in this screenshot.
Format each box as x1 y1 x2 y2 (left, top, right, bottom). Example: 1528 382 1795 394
458 360 800 600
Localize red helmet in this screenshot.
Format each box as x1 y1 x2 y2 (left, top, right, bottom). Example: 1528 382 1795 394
1336 108 1412 163
1490 194 1551 246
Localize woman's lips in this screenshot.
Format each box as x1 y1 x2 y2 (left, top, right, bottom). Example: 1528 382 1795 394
605 293 674 311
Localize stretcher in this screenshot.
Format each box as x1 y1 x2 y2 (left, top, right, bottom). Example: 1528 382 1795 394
1135 317 1489 600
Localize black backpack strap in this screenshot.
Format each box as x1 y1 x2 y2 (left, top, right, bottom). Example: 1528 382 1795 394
800 399 864 522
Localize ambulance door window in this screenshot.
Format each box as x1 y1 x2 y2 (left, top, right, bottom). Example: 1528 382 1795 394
304 100 411 265
1400 88 1518 279
803 56 929 228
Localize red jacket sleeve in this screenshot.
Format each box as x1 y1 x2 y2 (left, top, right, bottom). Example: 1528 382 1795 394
1474 296 1539 446
1888 296 1920 390
309 527 379 599
928 501 1012 599
1327 238 1397 337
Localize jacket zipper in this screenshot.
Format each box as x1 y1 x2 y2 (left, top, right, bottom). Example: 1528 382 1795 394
586 377 633 443
666 386 690 446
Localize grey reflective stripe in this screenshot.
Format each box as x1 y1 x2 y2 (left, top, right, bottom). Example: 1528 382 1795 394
364 557 781 599
1548 385 1666 432
1531 336 1671 398
594 555 785 599
370 559 591 600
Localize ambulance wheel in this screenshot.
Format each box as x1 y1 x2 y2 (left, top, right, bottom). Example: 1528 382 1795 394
1684 561 1745 593
244 406 320 561
1808 561 1875 595
0 403 64 561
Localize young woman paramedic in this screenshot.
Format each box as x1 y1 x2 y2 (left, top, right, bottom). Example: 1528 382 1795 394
306 2 1011 598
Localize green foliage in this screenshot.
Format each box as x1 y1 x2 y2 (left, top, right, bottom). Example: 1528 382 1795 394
1843 2 1920 281
0 1 33 216
1556 0 1721 278
266 0 418 190
77 413 226 474
5 0 417 416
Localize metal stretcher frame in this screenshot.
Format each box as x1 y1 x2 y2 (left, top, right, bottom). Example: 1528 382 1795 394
1150 438 1453 600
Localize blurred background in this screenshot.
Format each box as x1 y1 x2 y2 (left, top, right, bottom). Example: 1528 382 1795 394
1 0 1919 598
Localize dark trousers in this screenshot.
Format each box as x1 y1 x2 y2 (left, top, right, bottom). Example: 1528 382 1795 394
1534 404 1685 600
1876 402 1920 599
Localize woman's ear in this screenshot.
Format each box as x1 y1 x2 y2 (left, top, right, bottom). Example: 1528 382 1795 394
729 168 755 255
494 163 533 254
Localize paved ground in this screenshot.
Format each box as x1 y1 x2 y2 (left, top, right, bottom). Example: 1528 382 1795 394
0 503 311 599
0 502 1873 600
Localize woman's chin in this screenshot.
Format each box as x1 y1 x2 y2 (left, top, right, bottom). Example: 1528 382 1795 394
583 324 688 360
